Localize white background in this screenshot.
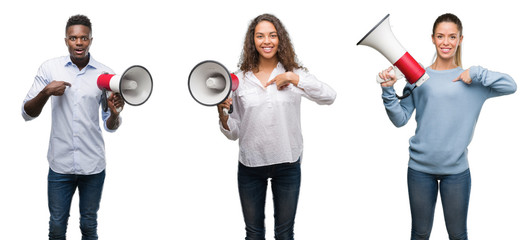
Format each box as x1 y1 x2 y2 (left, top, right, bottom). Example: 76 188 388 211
1 0 523 239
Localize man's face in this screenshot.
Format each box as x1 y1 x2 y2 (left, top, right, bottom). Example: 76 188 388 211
65 24 92 62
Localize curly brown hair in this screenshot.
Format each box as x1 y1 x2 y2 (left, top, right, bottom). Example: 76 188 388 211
238 14 304 73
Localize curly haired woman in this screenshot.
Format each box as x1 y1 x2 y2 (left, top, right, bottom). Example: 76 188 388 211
218 13 336 240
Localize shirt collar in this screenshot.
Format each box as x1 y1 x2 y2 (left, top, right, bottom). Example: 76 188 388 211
63 53 101 70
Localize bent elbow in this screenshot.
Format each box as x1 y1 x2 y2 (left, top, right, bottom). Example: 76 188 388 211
327 93 337 105
509 81 517 94
392 121 407 128
318 92 337 105
386 111 409 128
389 115 409 128
227 135 238 141
22 113 36 121
21 105 37 121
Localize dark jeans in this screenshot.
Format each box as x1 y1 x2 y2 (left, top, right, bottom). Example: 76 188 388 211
408 167 471 240
238 160 301 240
48 168 105 240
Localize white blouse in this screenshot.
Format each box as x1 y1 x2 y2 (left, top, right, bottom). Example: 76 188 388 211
220 63 336 167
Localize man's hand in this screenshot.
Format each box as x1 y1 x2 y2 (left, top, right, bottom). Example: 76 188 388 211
24 81 71 118
43 81 71 96
107 92 125 114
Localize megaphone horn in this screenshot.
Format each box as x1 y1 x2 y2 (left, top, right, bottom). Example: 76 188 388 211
97 65 153 112
188 60 239 115
357 14 429 98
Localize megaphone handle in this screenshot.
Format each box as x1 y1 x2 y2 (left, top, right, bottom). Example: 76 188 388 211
376 74 387 84
376 67 403 84
228 104 234 114
105 91 123 113
101 89 109 112
222 104 233 115
376 67 413 99
222 94 234 115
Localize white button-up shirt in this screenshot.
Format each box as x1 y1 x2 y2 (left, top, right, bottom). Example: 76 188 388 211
22 55 119 175
220 63 336 167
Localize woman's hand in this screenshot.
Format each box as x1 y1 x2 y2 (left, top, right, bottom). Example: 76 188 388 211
379 66 397 87
453 68 472 84
217 98 232 130
218 98 232 117
217 98 232 116
266 72 299 90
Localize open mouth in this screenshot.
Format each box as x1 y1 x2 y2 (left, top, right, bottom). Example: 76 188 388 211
75 48 85 55
262 47 273 53
441 48 451 53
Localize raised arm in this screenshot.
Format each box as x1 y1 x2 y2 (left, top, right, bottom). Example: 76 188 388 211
379 67 415 127
453 66 517 98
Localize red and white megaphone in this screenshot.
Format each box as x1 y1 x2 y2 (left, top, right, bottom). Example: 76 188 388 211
188 60 239 115
357 14 429 99
97 65 153 112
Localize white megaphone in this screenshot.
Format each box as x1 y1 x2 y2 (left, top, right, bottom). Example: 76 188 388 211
97 65 153 112
357 14 429 99
188 60 239 115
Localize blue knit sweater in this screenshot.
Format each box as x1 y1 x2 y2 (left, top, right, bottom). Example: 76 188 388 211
382 66 517 174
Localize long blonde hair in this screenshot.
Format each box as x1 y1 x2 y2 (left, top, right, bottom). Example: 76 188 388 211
432 13 463 67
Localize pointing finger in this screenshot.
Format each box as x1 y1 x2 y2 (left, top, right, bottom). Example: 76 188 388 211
265 78 276 87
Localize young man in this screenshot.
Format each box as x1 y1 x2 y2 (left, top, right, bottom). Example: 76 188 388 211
22 14 123 239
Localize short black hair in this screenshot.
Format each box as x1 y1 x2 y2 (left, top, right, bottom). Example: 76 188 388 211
66 14 92 34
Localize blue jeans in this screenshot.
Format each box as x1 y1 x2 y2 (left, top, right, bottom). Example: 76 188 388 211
48 168 105 240
238 160 301 240
408 168 471 240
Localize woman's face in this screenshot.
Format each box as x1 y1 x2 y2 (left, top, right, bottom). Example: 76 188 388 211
254 20 279 61
432 22 463 62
